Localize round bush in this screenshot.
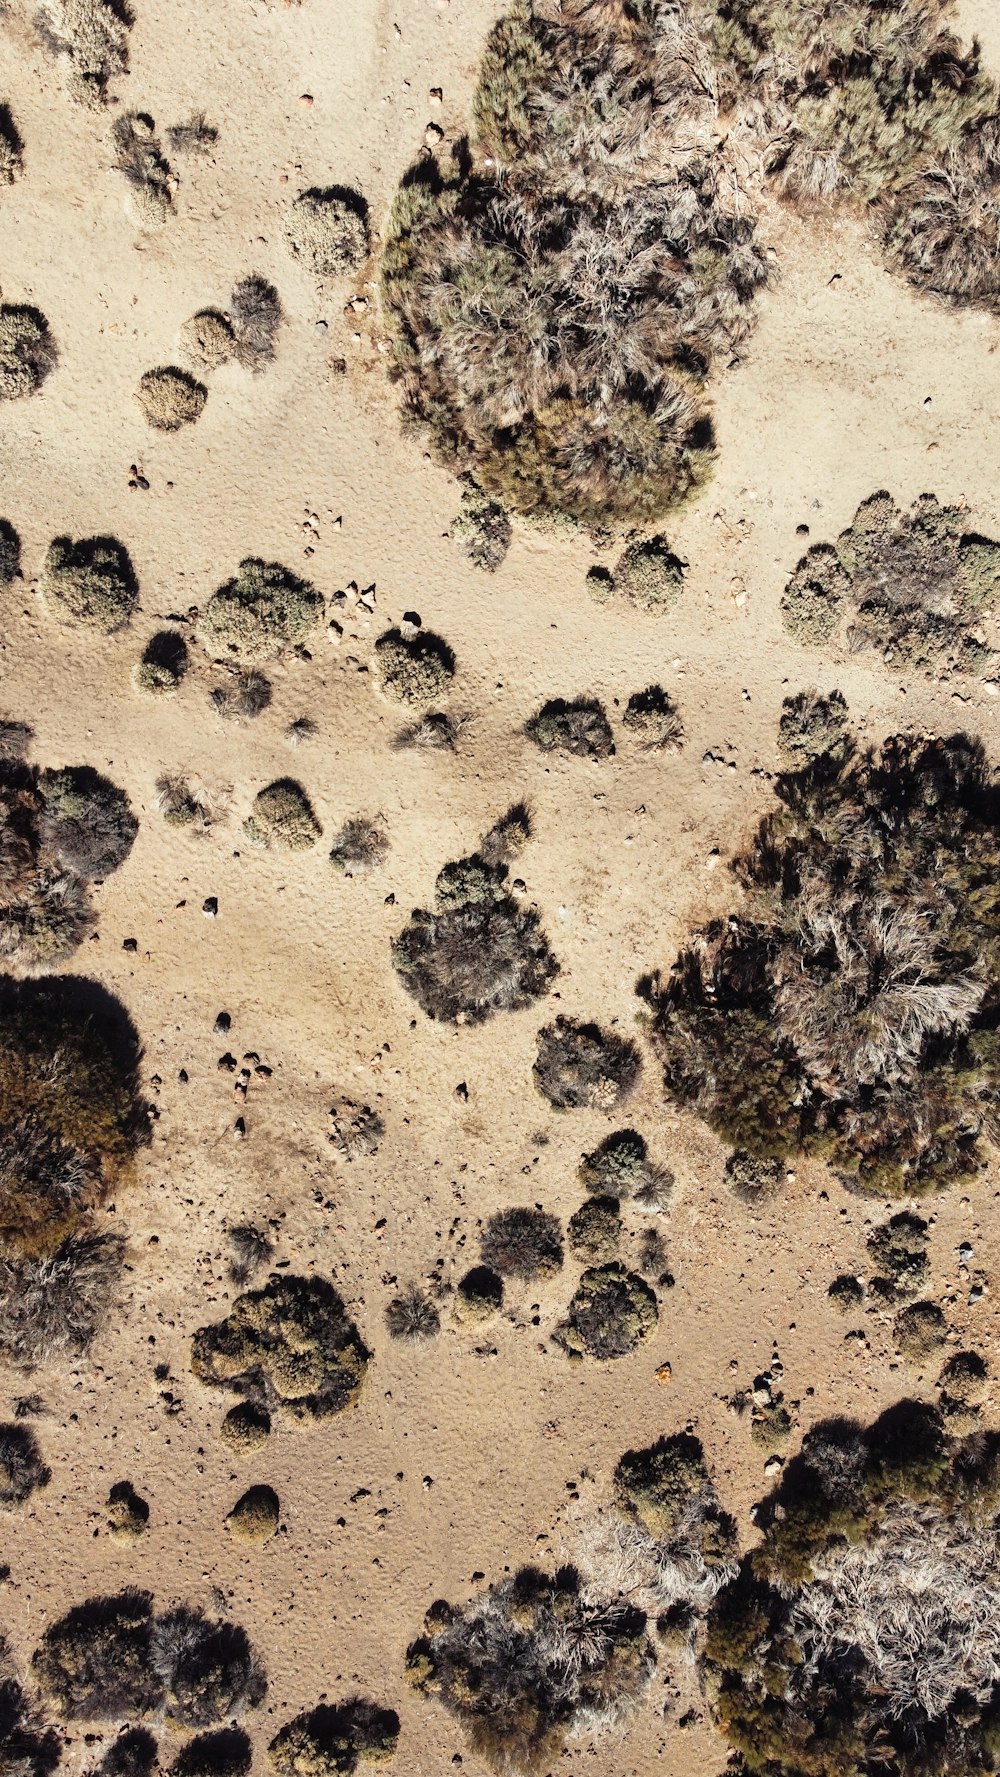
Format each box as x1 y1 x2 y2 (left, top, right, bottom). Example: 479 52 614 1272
199 558 322 664
135 367 206 430
285 188 369 276
41 535 138 632
480 1206 563 1280
0 305 56 399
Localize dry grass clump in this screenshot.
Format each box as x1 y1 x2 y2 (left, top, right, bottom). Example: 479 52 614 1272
702 1402 1000 1777
480 801 531 868
643 705 1000 1196
243 779 320 851
882 118 1000 314
782 492 1000 675
41 535 138 633
406 1564 654 1773
229 278 283 371
555 1262 657 1359
154 773 224 833
384 1283 441 1341
0 106 24 186
220 1402 271 1455
166 114 217 158
0 1635 59 1777
480 1206 563 1281
179 311 234 373
0 304 57 399
111 112 172 227
199 558 322 664
226 1223 273 1285
567 1195 620 1263
453 1264 503 1324
106 1480 148 1542
226 1485 279 1547
191 1273 369 1421
622 685 685 752
0 1231 126 1368
329 814 389 876
391 710 462 752
393 848 558 1023
136 629 189 693
893 1299 948 1360
0 1421 50 1504
35 0 131 107
135 367 206 431
449 488 511 572
534 1015 641 1111
381 0 768 529
373 627 454 706
33 1592 265 1726
526 697 614 759
285 188 369 276
777 687 852 767
268 1700 399 1777
724 1149 783 1207
329 1099 384 1160
209 669 272 721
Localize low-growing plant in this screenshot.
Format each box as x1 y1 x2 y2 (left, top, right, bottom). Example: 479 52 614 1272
777 688 852 769
284 715 316 749
229 277 283 372
866 1211 930 1304
285 188 369 276
268 1700 399 1777
384 1282 441 1341
154 773 221 832
94 1727 158 1777
243 780 321 851
329 814 389 875
567 1195 620 1263
0 304 57 399
480 801 531 868
199 558 322 664
392 710 462 752
0 106 24 186
622 686 684 752
579 1129 647 1196
0 1635 59 1777
209 669 273 720
534 1015 641 1111
135 367 206 431
480 1206 563 1280
612 536 685 612
34 0 131 107
453 1264 503 1323
171 1729 252 1777
136 629 188 692
219 1402 271 1455
225 1484 279 1547
393 849 558 1023
724 1149 783 1208
191 1273 369 1420
41 535 138 633
178 310 234 373
373 628 454 706
226 1222 273 1285
526 697 613 760
111 112 172 227
449 487 511 572
329 1099 384 1160
166 114 217 158
0 1421 50 1504
0 1231 126 1367
893 1299 948 1360
828 1273 864 1313
106 1480 149 1542
555 1263 657 1359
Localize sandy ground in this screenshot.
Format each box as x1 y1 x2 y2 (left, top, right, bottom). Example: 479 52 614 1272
2 0 1000 1771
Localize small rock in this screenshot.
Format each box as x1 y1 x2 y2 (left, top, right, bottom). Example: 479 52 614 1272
214 1011 231 1035
299 92 314 107
122 937 138 953
218 1053 237 1073
429 86 442 104
233 1117 246 1139
959 1242 974 1264
314 318 328 333
763 1456 784 1477
203 897 218 918
655 1362 672 1384
424 121 444 146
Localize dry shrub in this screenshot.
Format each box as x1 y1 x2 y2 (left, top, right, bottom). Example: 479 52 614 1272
776 687 852 768
0 106 24 186
623 685 684 752
268 1700 399 1777
34 0 131 107
392 710 462 752
612 1432 737 1572
0 1231 126 1368
136 367 206 431
533 1015 641 1111
191 1273 369 1420
893 1299 947 1360
226 1484 279 1547
209 669 273 720
111 112 172 227
136 629 189 693
612 536 685 612
374 627 454 706
0 304 56 399
166 115 218 158
567 1194 620 1263
480 1206 563 1280
41 534 137 632
384 1283 441 1341
555 1262 657 1358
449 487 511 572
244 779 320 851
226 1223 273 1285
229 277 283 371
392 852 558 1023
0 520 21 585
171 1729 251 1777
93 1727 158 1777
329 1099 384 1160
724 1149 783 1208
199 558 322 664
480 802 531 867
782 492 1000 675
0 1635 59 1777
285 188 369 275
828 1273 864 1313
154 773 223 833
179 311 234 373
329 814 389 875
106 1480 149 1542
38 766 137 880
526 697 613 759
220 1402 271 1455
0 1421 50 1504
453 1264 503 1323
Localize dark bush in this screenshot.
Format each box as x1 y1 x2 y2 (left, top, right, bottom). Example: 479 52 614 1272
453 1264 503 1323
191 1273 369 1420
32 1590 160 1719
0 1421 50 1504
393 852 558 1023
556 1263 657 1359
171 1728 252 1777
94 1727 158 1777
384 1283 440 1341
526 698 613 760
152 1607 265 1728
534 1015 641 1110
866 1212 930 1303
38 766 138 882
480 1206 563 1280
268 1699 398 1777
136 630 189 693
567 1195 620 1263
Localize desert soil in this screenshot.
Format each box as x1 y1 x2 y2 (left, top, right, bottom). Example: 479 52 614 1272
2 0 1000 1771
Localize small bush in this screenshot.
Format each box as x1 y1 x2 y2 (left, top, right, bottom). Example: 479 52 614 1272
866 1212 930 1304
526 697 613 759
41 535 137 632
453 1264 503 1324
152 1607 266 1728
191 1273 369 1421
38 765 138 880
0 106 24 185
95 1727 158 1777
724 1149 783 1208
229 277 283 372
34 0 131 107
136 367 206 431
171 1729 252 1777
106 1480 148 1542
226 1223 273 1285
777 688 852 769
622 686 684 752
329 814 389 875
111 112 171 227
449 487 511 572
533 1015 641 1111
219 1402 271 1455
285 188 369 276
285 715 317 749
480 801 531 868
612 536 685 612
179 310 234 373
329 1099 383 1160
0 519 21 583
243 779 320 851
393 851 558 1023
556 1262 657 1359
827 1273 864 1313
0 1232 126 1367
894 1300 948 1360
0 304 57 399
392 710 461 752
166 115 217 158
268 1700 399 1777
199 558 322 664
579 1129 647 1196
226 1485 279 1547
385 1283 440 1341
154 773 220 832
480 1206 563 1281
567 1195 620 1263
209 670 273 720
613 1432 738 1568
136 629 188 692
373 628 454 706
0 1421 50 1504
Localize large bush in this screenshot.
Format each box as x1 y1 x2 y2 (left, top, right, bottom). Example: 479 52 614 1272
198 559 323 664
393 850 558 1023
190 1273 369 1420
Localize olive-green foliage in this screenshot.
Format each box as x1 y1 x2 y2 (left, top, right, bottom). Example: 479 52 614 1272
611 536 685 612
702 1402 1000 1777
643 708 1000 1196
724 1149 783 1207
199 559 323 664
243 780 321 851
285 189 369 276
135 367 206 430
453 1264 503 1323
136 630 188 693
567 1194 620 1262
34 0 131 107
406 1564 653 1772
41 535 138 633
614 1432 738 1567
534 1015 641 1111
777 688 852 769
373 628 454 706
392 852 558 1023
0 305 57 399
219 1402 271 1454
579 1129 647 1196
380 0 767 529
480 1206 563 1280
191 1273 369 1420
938 1350 989 1427
782 492 1000 675
269 1700 399 1776
556 1262 657 1359
526 698 614 759
38 766 137 881
449 488 511 572
226 1484 279 1547
894 1299 948 1359
867 1211 930 1303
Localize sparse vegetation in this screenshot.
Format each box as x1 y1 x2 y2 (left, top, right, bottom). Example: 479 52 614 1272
226 1485 279 1547
373 628 454 706
191 1273 369 1420
534 1016 641 1111
111 112 172 227
449 488 511 572
285 188 369 276
0 1231 126 1368
35 0 131 107
392 710 462 752
384 1283 441 1341
179 311 234 373
622 686 684 752
642 705 1000 1195
480 1206 563 1281
453 1264 503 1324
41 535 137 633
329 814 389 875
166 114 217 158
268 1700 399 1777
329 1099 383 1160
135 367 206 431
243 780 321 851
828 1273 864 1313
555 1263 657 1359
781 493 1000 675
480 801 531 868
199 559 322 664
0 1421 50 1504
867 1212 930 1303
226 1223 273 1285
229 278 283 372
0 1635 59 1777
392 849 558 1023
136 630 189 693
0 106 24 186
0 304 57 399
526 698 613 760
154 773 223 832
209 669 273 720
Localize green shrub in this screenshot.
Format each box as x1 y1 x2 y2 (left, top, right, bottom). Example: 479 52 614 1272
867 1212 929 1303
225 1484 279 1547
34 0 131 107
567 1194 620 1262
526 697 613 759
191 1273 369 1420
827 1273 864 1313
135 367 206 430
285 188 369 276
373 628 454 706
453 1264 503 1324
614 1432 737 1567
579 1129 646 1195
392 849 558 1023
41 535 137 632
199 559 322 664
534 1015 641 1110
268 1700 399 1777
894 1299 948 1360
38 766 138 880
243 780 321 851
724 1150 783 1207
219 1402 271 1455
0 304 56 399
480 1206 563 1281
179 310 234 372
555 1263 657 1359
612 536 685 612
95 1726 158 1777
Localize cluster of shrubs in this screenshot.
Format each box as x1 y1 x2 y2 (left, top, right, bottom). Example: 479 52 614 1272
526 687 685 759
179 278 283 376
191 1272 369 1421
782 491 1000 673
702 1402 1000 1777
643 695 1000 1195
587 536 686 615
268 1700 398 1777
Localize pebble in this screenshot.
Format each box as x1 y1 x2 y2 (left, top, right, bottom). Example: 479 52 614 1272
763 1456 783 1477
959 1242 973 1263
655 1362 672 1385
300 93 314 107
234 1117 247 1139
424 122 444 146
314 318 328 333
122 937 138 953
429 87 442 105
